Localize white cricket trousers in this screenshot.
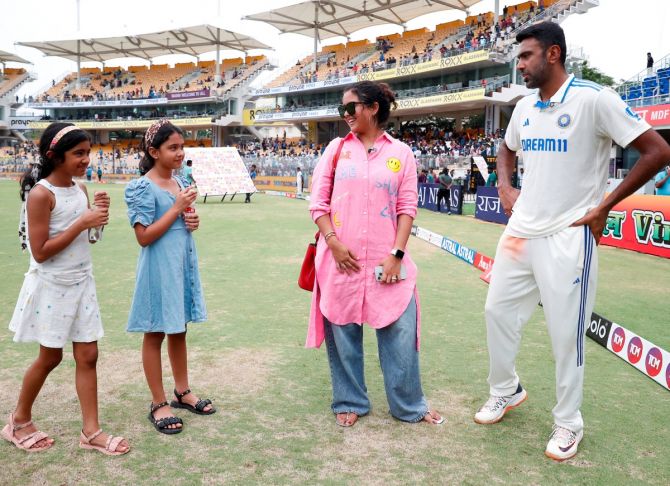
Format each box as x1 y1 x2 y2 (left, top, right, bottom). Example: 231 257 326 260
485 225 597 433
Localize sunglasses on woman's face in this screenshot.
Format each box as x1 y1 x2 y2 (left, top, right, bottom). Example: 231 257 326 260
337 101 365 118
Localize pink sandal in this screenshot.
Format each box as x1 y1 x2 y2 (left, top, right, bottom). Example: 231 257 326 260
1 413 54 452
79 429 129 456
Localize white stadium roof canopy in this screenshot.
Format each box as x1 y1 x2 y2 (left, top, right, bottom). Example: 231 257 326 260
16 24 271 64
244 0 484 40
0 50 32 65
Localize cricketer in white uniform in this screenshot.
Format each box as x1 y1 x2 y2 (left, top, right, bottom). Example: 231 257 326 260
475 22 670 462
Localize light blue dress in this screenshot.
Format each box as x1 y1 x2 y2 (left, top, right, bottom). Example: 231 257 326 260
125 176 206 333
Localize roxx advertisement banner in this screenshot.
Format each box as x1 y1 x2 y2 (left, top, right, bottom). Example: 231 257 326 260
601 194 670 259
252 87 485 124
186 147 256 196
249 50 490 96
356 50 490 82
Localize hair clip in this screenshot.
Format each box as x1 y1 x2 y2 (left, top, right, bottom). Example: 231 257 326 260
144 119 171 147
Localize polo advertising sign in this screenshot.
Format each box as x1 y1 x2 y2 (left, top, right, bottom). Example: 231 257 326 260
586 313 613 348
601 194 670 259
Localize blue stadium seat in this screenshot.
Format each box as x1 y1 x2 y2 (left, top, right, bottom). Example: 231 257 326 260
643 77 658 87
660 77 669 94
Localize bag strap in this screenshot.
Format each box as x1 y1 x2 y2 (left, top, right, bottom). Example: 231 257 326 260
328 137 346 199
315 137 346 242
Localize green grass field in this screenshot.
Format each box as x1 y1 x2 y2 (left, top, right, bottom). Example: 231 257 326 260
0 179 668 485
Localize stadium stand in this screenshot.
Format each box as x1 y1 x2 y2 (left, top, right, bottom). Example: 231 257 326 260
35 56 268 103
263 0 560 88
0 68 30 98
618 53 670 107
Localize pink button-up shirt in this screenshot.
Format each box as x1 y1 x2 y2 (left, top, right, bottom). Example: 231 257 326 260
306 131 421 348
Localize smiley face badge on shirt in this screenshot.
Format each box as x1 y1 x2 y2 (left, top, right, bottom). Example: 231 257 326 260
386 157 402 173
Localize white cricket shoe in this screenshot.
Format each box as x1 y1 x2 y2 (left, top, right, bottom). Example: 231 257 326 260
545 425 583 461
474 384 527 424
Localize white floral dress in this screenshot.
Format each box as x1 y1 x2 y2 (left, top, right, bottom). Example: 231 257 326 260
9 179 104 348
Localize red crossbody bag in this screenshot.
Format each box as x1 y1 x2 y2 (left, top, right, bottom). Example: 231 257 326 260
298 138 346 291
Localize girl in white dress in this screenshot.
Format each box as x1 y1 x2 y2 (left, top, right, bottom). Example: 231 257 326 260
2 123 129 455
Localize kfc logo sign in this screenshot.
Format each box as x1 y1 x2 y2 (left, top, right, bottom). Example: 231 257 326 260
645 347 663 377
627 336 643 364
611 327 626 353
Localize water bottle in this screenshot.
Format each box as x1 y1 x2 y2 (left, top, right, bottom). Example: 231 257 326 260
88 225 104 243
88 191 105 242
184 187 196 231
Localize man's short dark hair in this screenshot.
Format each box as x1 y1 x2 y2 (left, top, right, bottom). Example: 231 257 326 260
516 22 566 66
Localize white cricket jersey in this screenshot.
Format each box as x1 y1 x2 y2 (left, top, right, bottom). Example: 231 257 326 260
504 74 650 238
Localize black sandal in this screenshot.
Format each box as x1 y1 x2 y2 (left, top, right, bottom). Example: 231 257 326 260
170 389 216 415
148 401 183 435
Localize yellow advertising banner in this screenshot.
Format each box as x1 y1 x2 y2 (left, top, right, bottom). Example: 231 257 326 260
307 121 317 143
356 50 490 82
28 117 212 130
253 176 312 193
242 109 294 127
396 87 485 110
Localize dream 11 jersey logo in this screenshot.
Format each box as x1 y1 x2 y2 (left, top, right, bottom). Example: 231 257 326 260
627 336 644 364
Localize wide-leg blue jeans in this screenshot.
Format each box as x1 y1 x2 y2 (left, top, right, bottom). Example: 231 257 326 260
323 295 429 422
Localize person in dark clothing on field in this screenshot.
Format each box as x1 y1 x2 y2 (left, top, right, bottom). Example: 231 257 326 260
436 167 452 214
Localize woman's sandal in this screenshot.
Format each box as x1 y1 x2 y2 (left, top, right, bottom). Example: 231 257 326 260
335 412 359 427
422 410 446 425
79 429 129 456
148 402 183 435
170 388 216 415
1 413 54 452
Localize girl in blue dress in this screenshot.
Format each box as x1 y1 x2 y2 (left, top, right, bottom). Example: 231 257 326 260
125 120 214 435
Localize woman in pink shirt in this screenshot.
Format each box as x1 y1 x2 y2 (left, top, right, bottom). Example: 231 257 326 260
307 81 443 427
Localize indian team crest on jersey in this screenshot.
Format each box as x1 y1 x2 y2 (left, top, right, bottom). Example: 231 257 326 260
557 113 572 128
386 157 401 172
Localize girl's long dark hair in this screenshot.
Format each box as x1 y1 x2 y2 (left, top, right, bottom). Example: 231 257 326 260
138 122 184 175
20 122 90 200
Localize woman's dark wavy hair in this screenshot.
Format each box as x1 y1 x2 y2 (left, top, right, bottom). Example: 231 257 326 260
20 122 90 200
344 81 398 127
138 122 184 175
